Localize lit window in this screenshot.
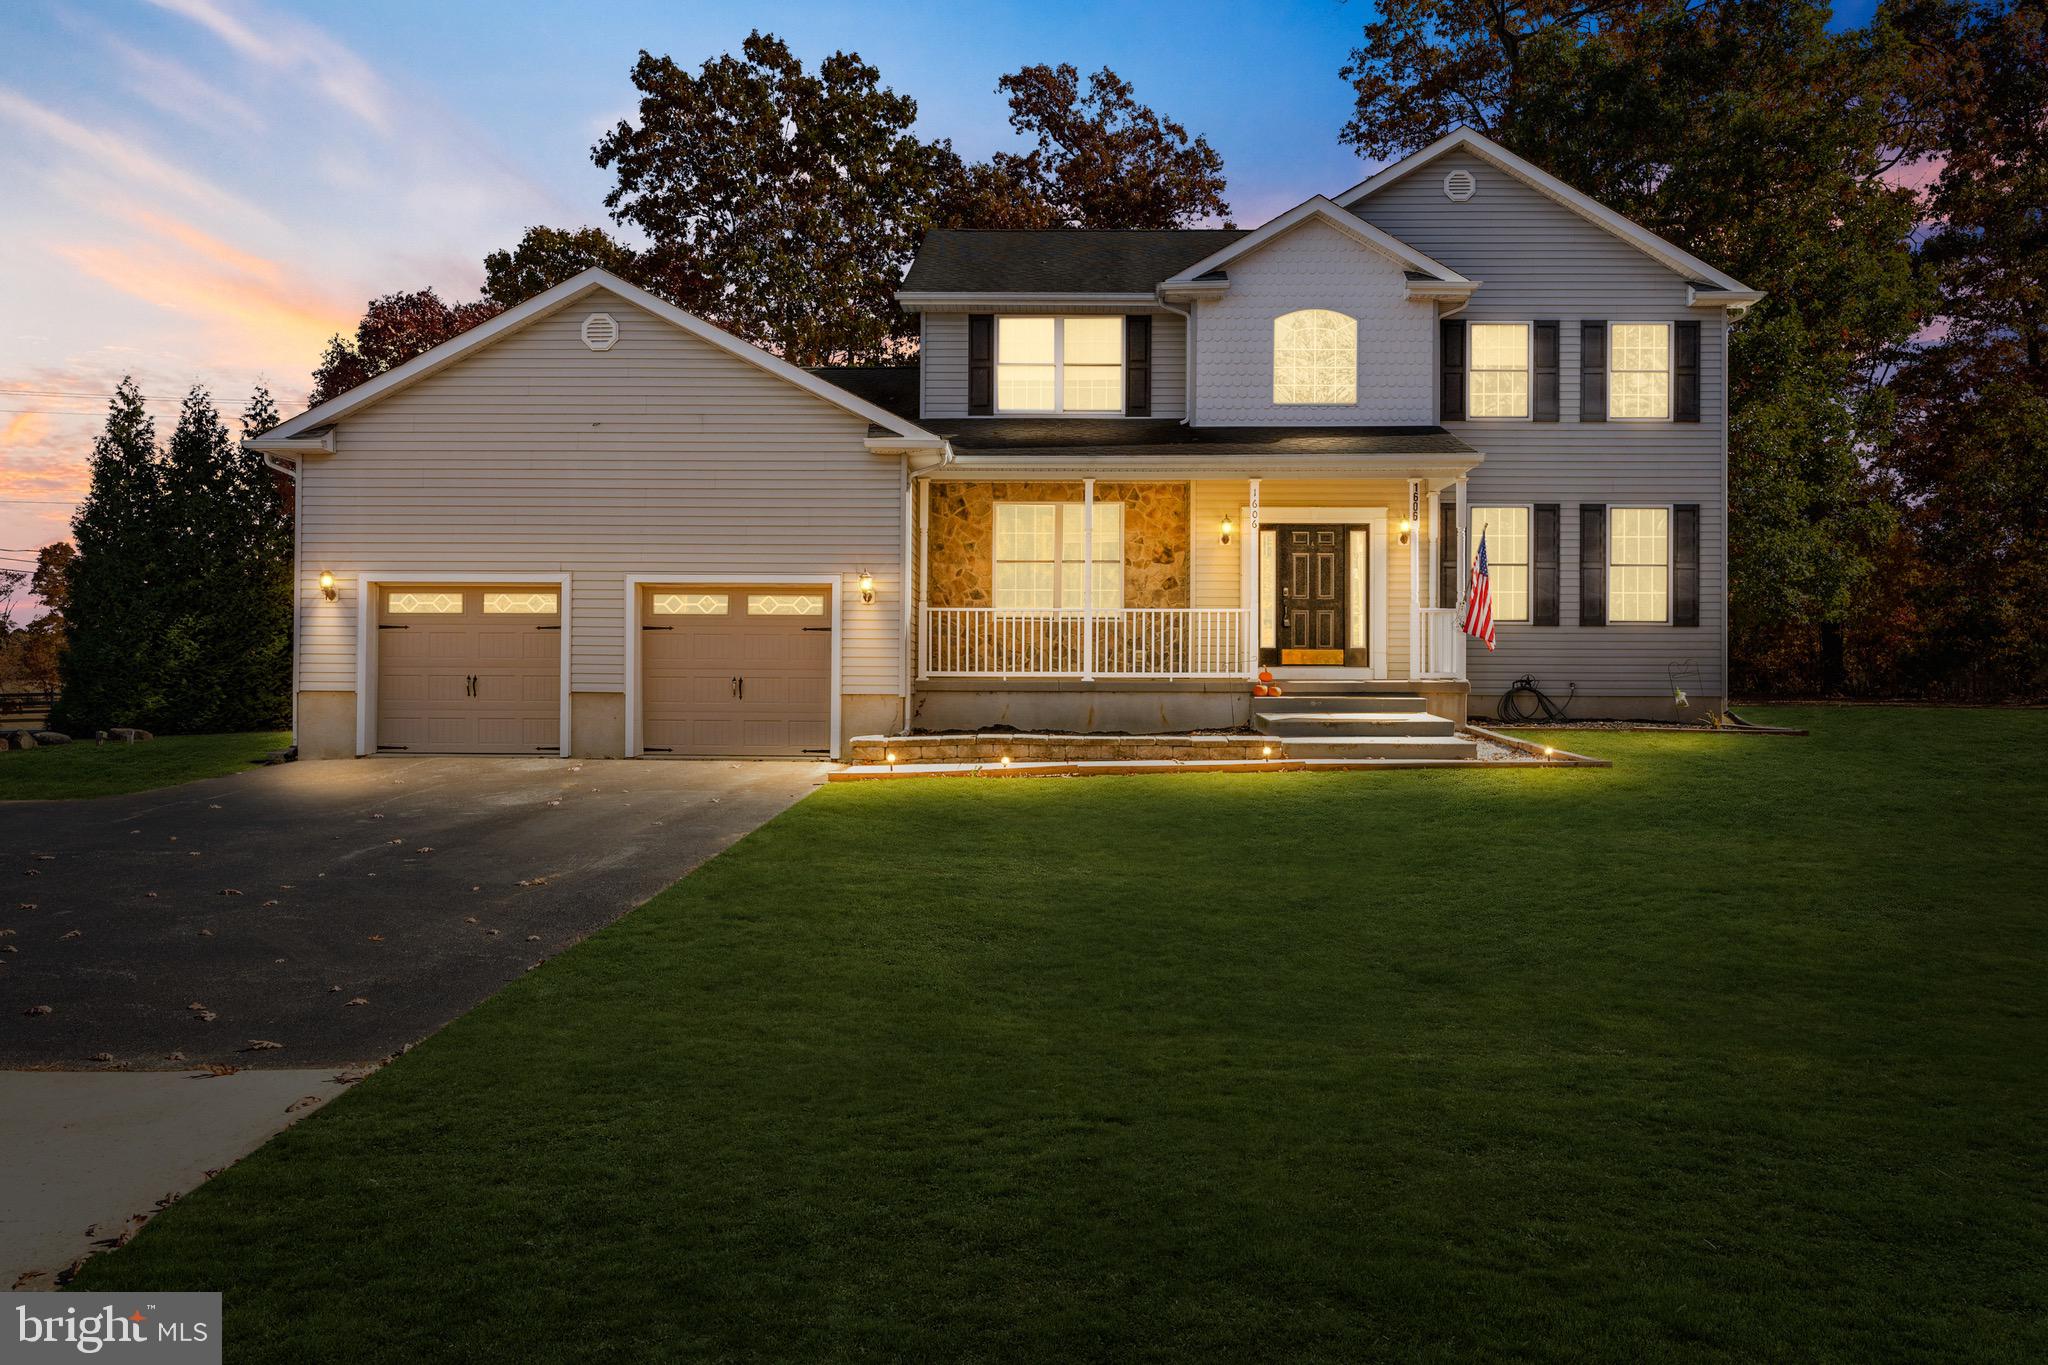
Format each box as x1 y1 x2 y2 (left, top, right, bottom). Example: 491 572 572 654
1470 507 1530 622
1610 323 1671 419
483 591 557 614
1469 323 1530 417
651 593 727 615
996 317 1122 413
1609 507 1669 621
386 591 462 614
1272 309 1357 405
992 502 1121 610
747 594 825 616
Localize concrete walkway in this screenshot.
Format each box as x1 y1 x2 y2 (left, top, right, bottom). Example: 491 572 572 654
1 1068 349 1288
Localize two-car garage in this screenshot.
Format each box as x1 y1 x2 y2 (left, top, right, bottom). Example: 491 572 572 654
367 579 835 758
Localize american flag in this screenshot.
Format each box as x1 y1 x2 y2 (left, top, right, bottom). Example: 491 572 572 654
1463 529 1496 651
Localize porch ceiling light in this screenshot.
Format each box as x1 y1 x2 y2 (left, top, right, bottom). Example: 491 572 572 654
858 569 875 604
319 570 336 601
1220 514 1234 545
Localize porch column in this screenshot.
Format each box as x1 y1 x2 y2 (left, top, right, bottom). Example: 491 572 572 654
917 478 930 679
1081 477 1095 681
1407 478 1422 682
1241 477 1260 677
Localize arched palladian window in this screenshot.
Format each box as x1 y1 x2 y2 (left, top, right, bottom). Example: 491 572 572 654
1272 309 1358 405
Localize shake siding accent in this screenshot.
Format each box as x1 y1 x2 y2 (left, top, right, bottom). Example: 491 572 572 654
920 309 1185 419
1189 478 1415 677
1351 149 1729 697
298 296 902 696
1191 220 1434 424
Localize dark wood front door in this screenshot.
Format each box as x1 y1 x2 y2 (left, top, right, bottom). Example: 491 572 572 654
1253 527 1368 671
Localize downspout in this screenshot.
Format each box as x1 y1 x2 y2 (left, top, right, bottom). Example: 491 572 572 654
899 453 912 734
1153 294 1195 425
259 449 301 753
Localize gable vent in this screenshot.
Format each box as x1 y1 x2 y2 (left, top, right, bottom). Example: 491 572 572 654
1443 169 1477 202
581 312 619 352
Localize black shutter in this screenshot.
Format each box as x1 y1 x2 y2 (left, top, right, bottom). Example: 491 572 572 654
1674 320 1701 422
1533 320 1560 422
1533 503 1560 626
1674 503 1701 626
1440 318 1467 422
1579 504 1607 626
1580 321 1607 423
967 314 993 415
1439 501 1460 607
1124 315 1151 417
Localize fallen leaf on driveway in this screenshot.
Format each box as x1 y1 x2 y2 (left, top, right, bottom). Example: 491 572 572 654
345 997 367 1007
0 929 13 936
198 1063 238 1077
470 885 480 892
90 1052 115 1063
208 804 221 811
388 838 402 845
166 1051 185 1061
145 892 158 899
463 915 478 924
23 1005 51 1016
220 888 241 896
243 1039 283 1051
16 903 33 911
415 847 434 854
286 1096 321 1113
197 928 213 937
526 935 541 942
30 854 54 861
23 870 37 877
370 813 384 819
59 929 80 940
192 1011 218 1022
484 928 500 936
2 944 17 954
261 900 278 907
328 985 341 993
367 934 384 942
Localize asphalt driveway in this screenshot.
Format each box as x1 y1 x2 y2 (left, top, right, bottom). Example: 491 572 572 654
1 756 826 1069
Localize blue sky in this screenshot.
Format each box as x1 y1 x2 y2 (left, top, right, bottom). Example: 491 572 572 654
0 0 1880 560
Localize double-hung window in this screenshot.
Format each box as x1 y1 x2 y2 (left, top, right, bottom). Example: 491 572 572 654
992 503 1122 610
1469 506 1530 622
1468 323 1530 418
996 316 1123 413
1610 323 1672 419
1609 507 1670 621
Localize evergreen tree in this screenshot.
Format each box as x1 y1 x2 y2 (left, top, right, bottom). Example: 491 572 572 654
52 379 165 733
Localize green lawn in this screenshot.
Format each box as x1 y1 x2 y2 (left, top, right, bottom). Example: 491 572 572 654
0 731 289 800
72 709 2046 1361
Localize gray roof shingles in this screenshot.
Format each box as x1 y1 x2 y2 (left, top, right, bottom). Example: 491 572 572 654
901 230 1248 295
913 417 1475 458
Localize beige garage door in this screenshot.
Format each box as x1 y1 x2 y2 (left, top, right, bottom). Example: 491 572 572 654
376 587 560 754
640 586 831 757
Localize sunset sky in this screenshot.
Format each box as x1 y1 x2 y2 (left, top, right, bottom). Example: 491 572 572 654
0 0 1884 581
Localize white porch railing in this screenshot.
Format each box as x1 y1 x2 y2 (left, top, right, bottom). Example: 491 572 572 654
1419 606 1466 680
921 607 1246 678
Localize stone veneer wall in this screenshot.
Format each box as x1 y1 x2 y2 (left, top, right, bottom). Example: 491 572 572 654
925 482 1191 609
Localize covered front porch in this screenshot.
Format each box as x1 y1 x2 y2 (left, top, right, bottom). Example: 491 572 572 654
907 447 1481 729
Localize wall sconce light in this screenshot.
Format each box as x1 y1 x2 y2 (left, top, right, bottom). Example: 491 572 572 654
1220 514 1234 545
858 569 874 605
1397 519 1413 547
319 570 336 601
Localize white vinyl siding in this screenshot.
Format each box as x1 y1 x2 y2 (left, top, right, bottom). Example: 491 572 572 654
1353 146 1728 700
297 293 902 698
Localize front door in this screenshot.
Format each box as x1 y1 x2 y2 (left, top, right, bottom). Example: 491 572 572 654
1263 524 1371 668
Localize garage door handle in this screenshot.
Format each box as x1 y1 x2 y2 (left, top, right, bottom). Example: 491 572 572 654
731 676 743 700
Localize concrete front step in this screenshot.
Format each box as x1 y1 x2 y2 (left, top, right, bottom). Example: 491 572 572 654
1255 711 1460 738
1254 692 1433 714
1278 735 1479 760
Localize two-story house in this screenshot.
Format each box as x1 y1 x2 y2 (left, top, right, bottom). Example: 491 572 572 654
251 128 1759 760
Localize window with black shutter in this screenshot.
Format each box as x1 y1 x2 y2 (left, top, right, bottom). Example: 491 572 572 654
1579 504 1607 625
1439 318 1466 422
967 314 993 415
1674 503 1701 626
1674 320 1701 422
1533 321 1560 422
1580 321 1607 423
1124 315 1151 416
1533 503 1560 626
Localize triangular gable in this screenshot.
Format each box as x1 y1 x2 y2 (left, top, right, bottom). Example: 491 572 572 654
1333 128 1755 295
1160 197 1470 288
251 268 936 450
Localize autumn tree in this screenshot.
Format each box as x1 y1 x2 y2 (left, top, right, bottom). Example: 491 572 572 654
1339 0 1939 690
938 64 1231 229
310 288 504 405
482 224 645 308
